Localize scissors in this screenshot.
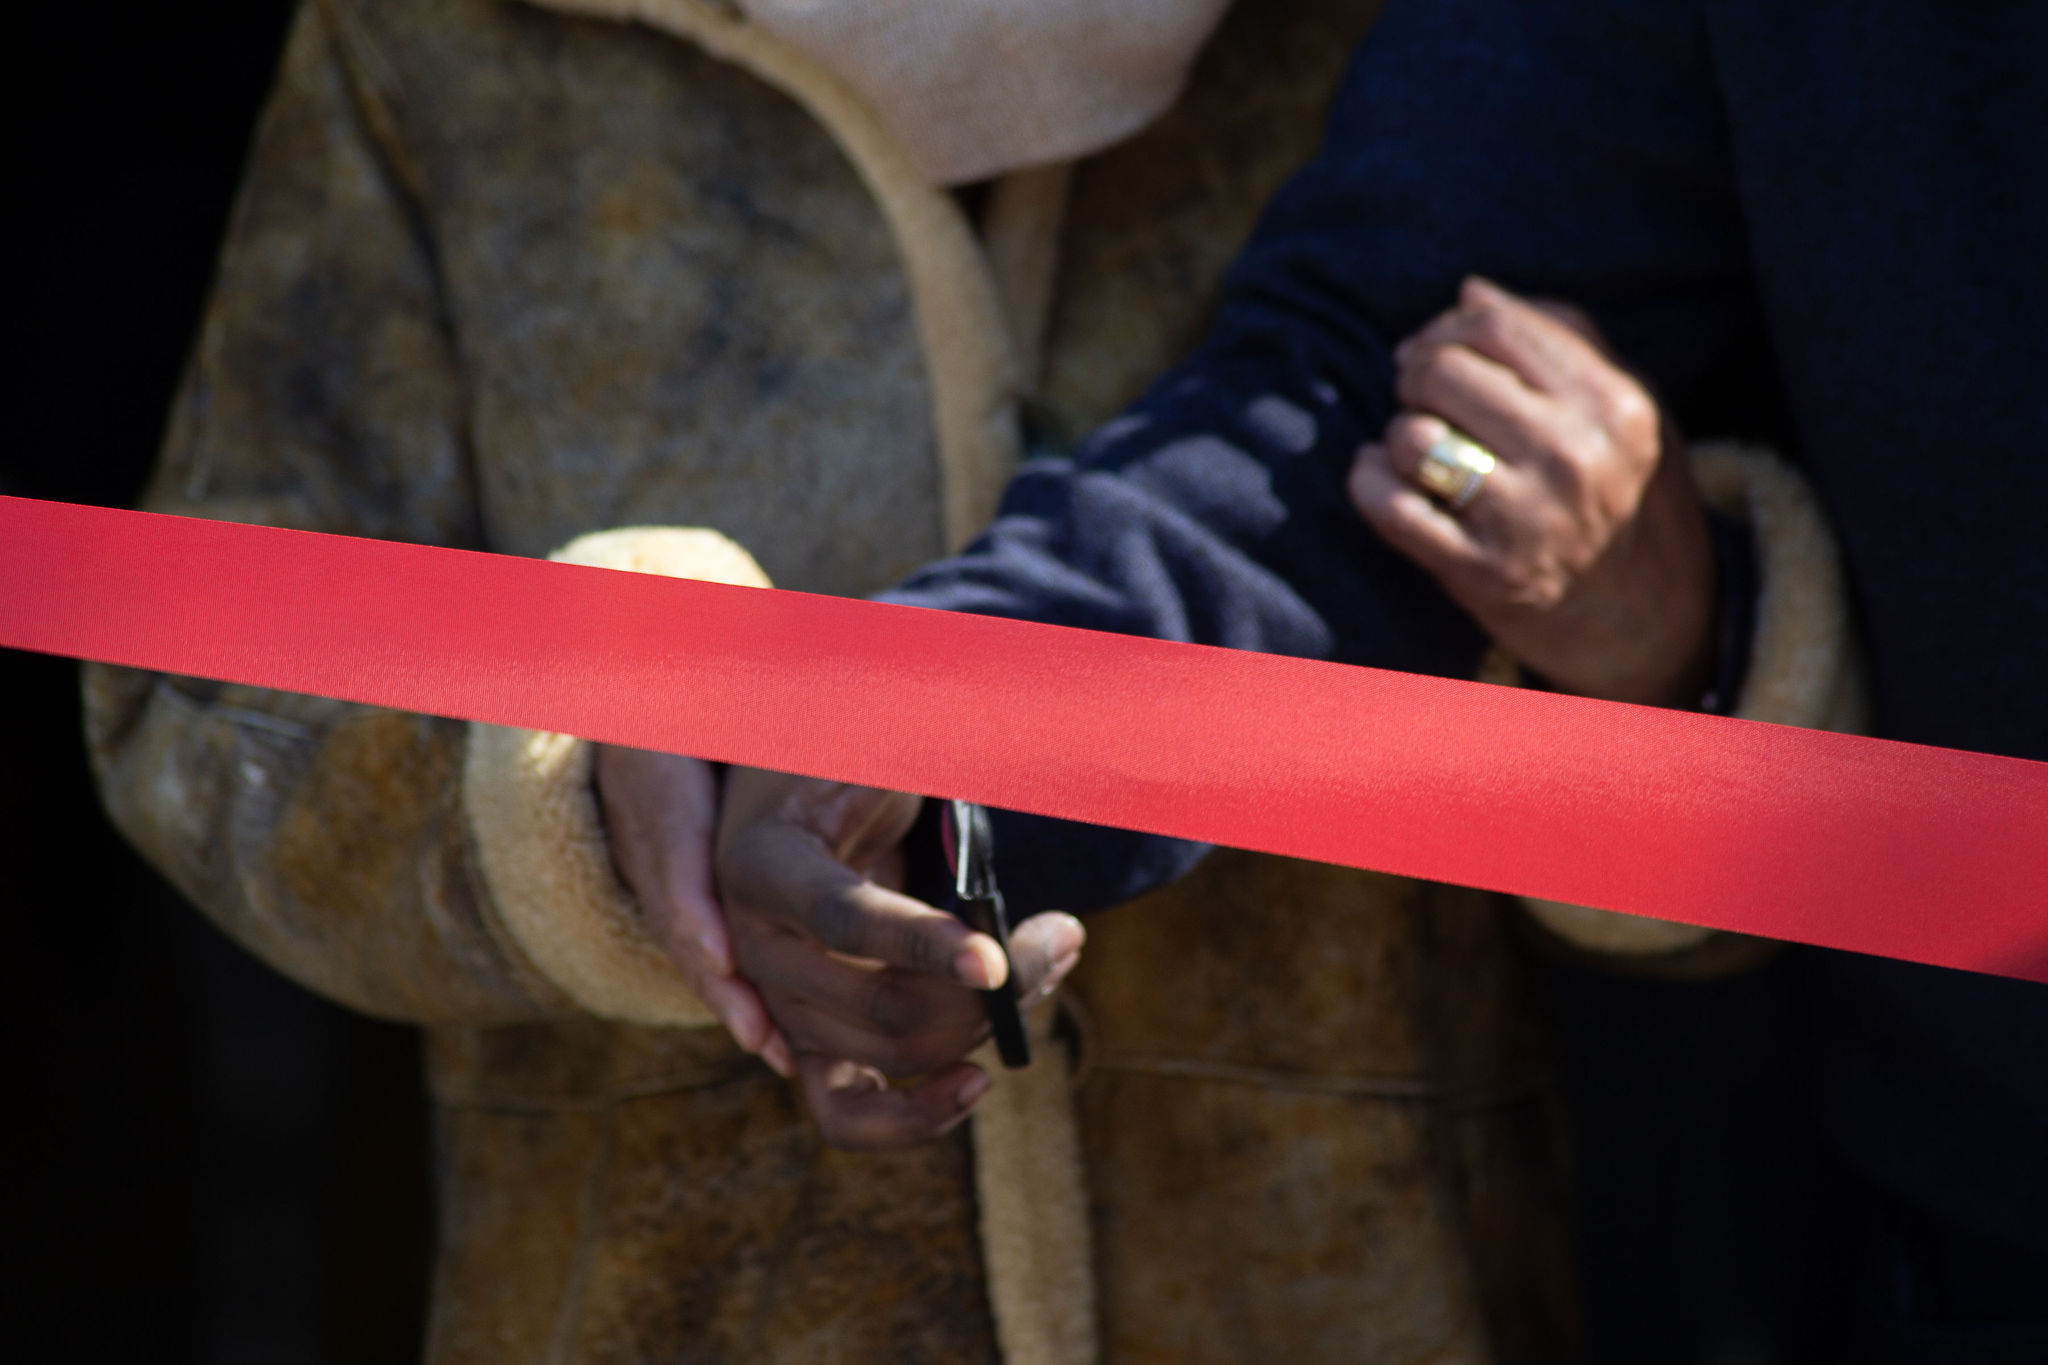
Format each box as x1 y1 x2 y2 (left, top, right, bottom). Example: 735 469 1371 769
940 799 1031 1068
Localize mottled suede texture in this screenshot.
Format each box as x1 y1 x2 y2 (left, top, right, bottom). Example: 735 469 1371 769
1071 860 1573 1364
84 0 1575 1359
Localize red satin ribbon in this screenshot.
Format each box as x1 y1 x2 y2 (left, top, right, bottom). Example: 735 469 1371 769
5 495 2044 982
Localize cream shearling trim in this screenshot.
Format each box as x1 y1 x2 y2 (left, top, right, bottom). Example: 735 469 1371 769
972 1004 1099 1365
517 0 1023 551
497 13 1083 1360
464 527 772 1027
469 531 1102 1362
1522 443 1870 957
1693 444 1870 737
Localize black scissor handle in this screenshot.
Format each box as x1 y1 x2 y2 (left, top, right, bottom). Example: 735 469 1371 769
943 800 1031 1068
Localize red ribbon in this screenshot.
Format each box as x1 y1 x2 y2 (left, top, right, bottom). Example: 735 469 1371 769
5 495 2044 982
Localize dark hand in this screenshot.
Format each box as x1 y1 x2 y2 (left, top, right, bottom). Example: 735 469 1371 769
717 767 1084 1149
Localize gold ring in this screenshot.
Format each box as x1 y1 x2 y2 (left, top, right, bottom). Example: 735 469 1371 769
1415 430 1496 511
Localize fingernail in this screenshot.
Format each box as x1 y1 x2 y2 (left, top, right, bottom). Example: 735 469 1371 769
720 1008 757 1053
954 939 1008 991
1046 913 1085 959
762 1036 794 1079
956 1071 992 1110
827 1059 886 1094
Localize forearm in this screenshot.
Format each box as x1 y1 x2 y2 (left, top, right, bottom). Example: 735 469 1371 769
878 0 1757 912
882 333 1487 914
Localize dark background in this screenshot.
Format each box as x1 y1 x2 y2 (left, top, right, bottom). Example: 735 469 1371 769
1 4 1841 1361
3 5 431 1361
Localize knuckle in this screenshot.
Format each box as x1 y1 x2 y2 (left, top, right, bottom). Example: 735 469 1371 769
1412 350 1459 405
807 889 862 955
1468 306 1512 351
1500 564 1568 612
1606 384 1659 447
892 919 946 974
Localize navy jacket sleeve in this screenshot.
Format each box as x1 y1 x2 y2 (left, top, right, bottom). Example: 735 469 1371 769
887 0 1761 914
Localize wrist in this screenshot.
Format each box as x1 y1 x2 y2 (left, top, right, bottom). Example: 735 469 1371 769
1523 571 1715 709
1578 473 1720 708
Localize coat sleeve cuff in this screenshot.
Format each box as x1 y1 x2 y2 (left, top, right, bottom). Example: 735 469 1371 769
462 527 773 1027
1522 443 1870 960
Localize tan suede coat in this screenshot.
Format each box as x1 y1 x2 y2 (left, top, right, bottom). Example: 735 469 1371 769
83 0 1864 1360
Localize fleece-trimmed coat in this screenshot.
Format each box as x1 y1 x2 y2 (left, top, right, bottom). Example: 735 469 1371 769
85 2 1860 1362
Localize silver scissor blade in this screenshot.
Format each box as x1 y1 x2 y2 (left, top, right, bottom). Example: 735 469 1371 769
949 798 977 899
949 799 998 900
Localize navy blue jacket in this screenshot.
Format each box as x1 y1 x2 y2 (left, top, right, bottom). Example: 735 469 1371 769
885 0 2048 1256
